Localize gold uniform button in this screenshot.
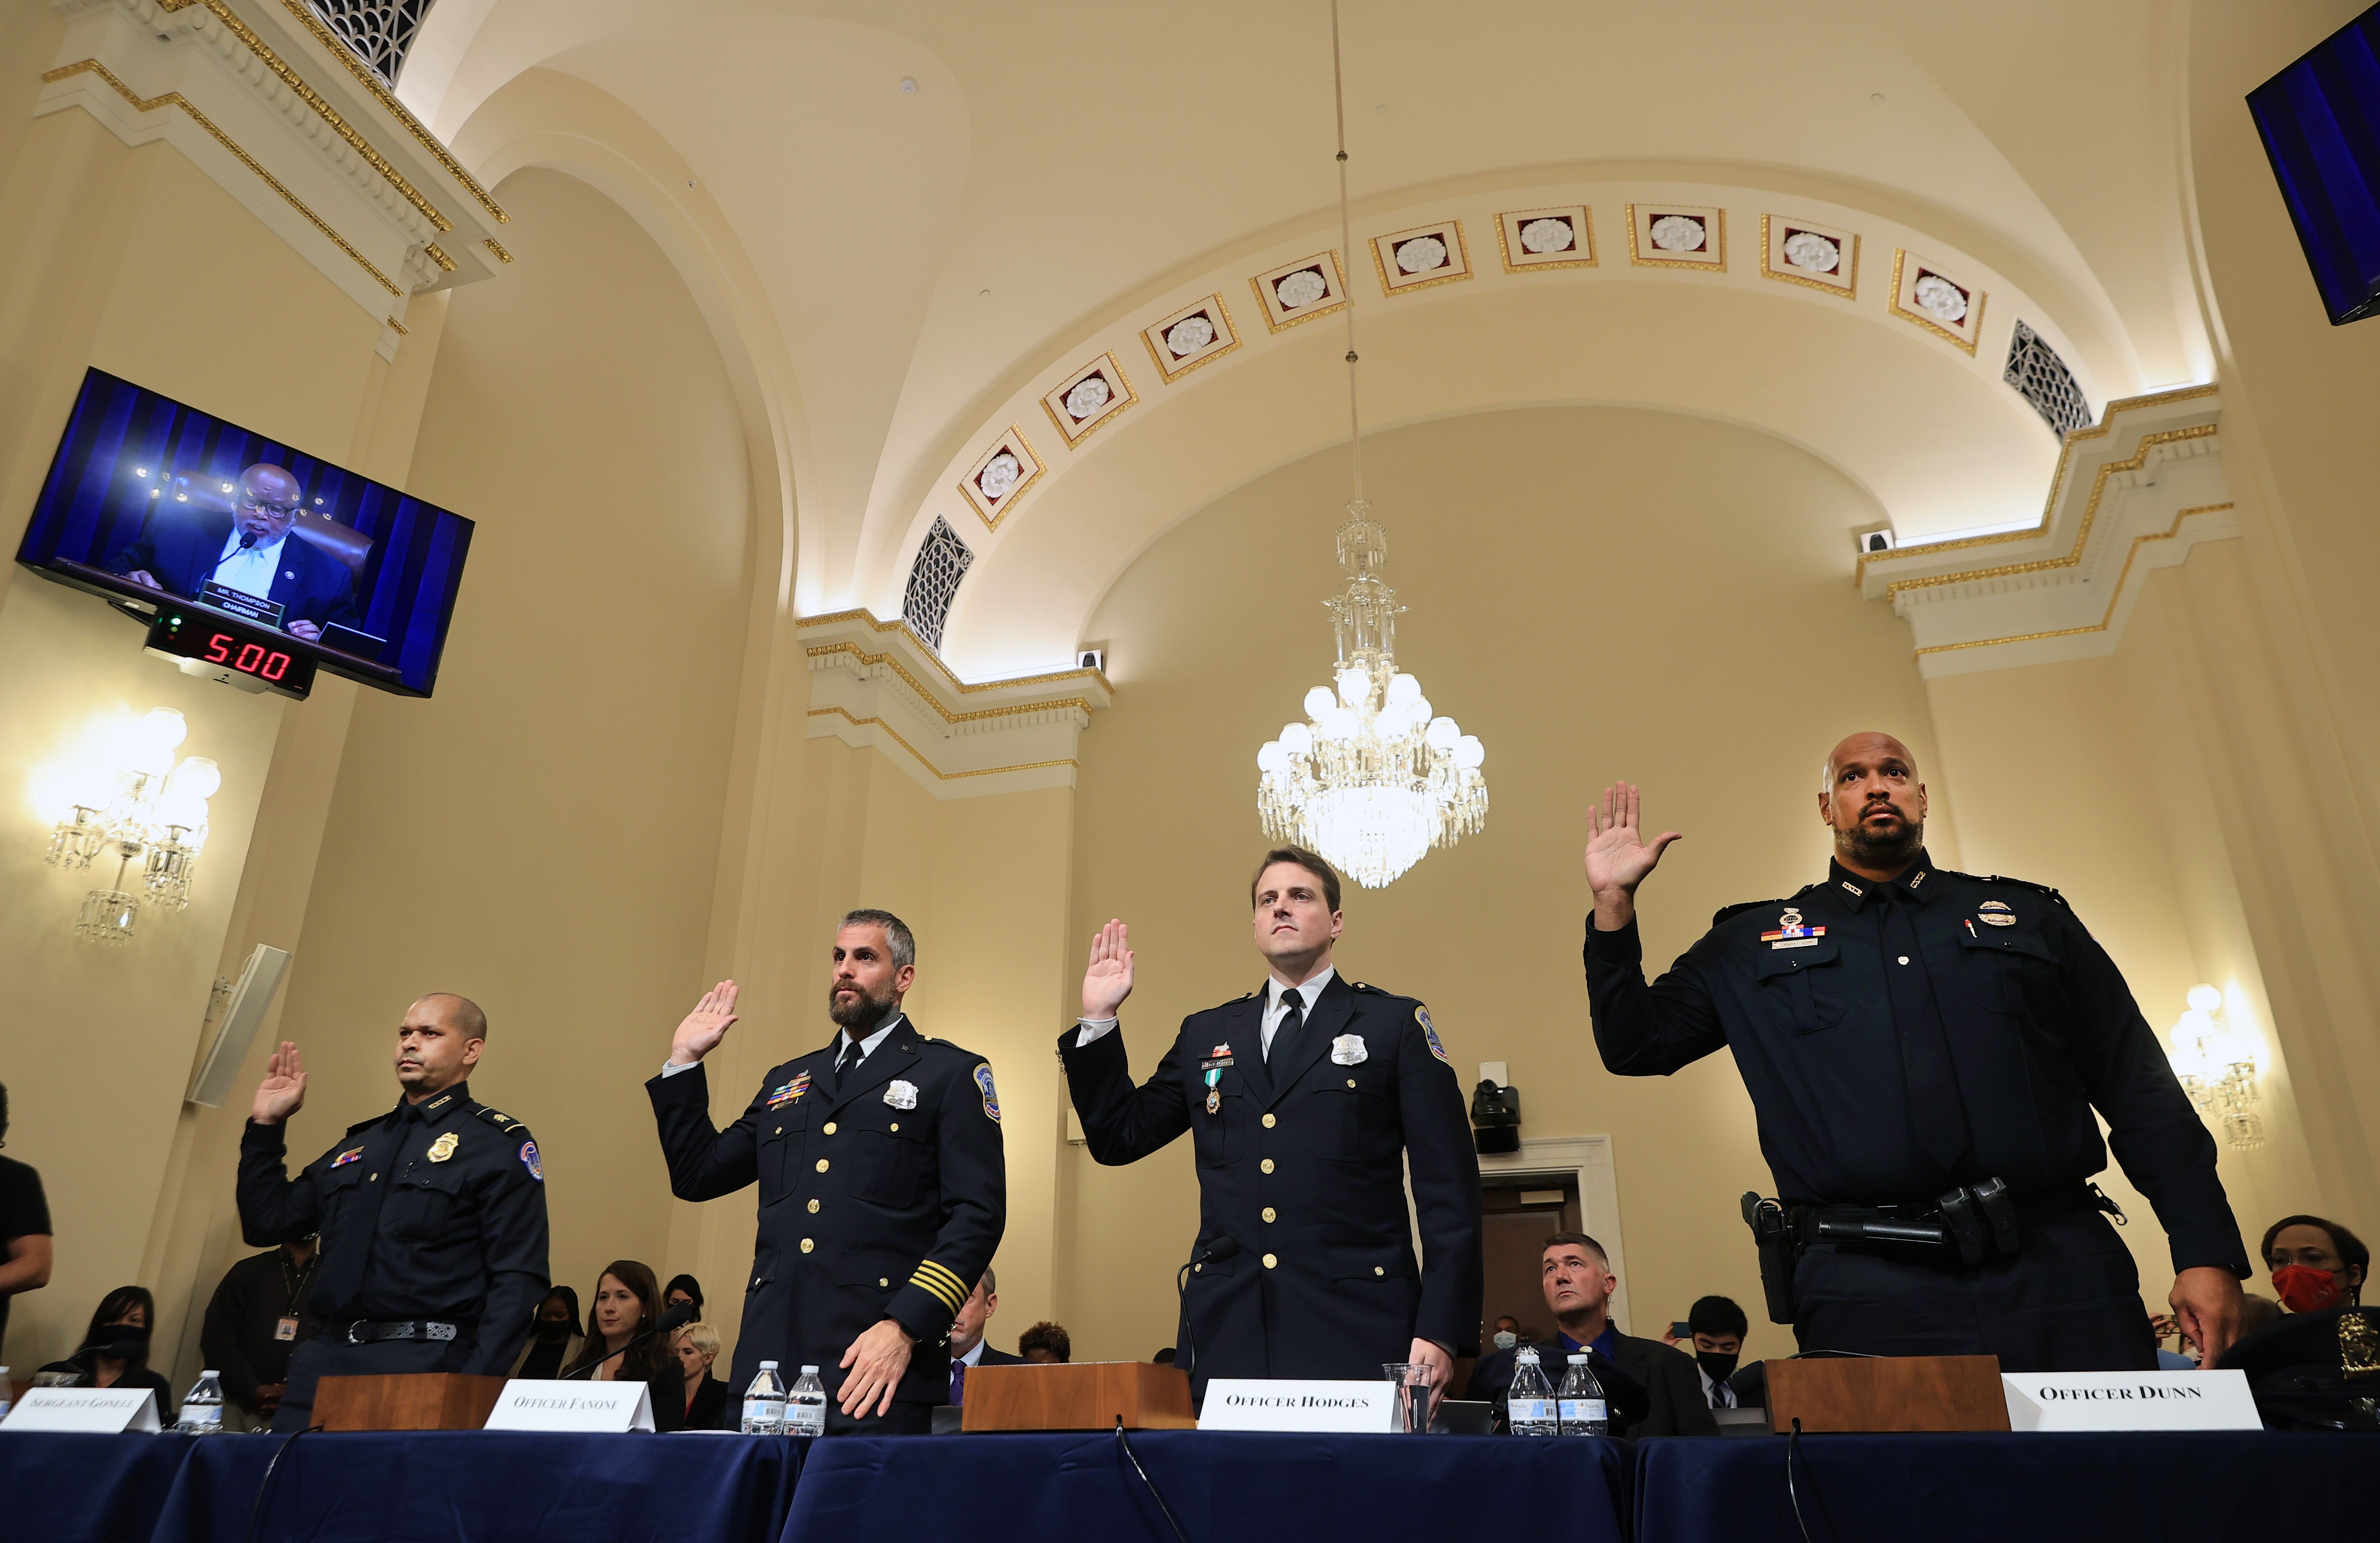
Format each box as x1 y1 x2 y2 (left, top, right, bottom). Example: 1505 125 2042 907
800 1238 814 1253
774 1127 783 1135
807 1199 820 1213
816 1159 830 1173
824 1121 837 1135
1262 1207 1277 1223
1262 1253 1278 1269
879 1277 889 1288
1373 1266 1384 1276
1260 1158 1275 1174
1346 1078 1356 1088
890 1122 899 1132
1261 1113 1276 1129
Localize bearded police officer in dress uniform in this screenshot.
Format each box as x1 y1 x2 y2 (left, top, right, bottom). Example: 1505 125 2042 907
1582 733 2251 1372
1062 847 1482 1401
648 909 1004 1434
237 994 550 1431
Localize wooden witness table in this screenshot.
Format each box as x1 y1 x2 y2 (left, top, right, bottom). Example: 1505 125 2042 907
959 1362 1195 1431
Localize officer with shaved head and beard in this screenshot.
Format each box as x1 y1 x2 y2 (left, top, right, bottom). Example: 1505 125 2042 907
1580 733 2250 1372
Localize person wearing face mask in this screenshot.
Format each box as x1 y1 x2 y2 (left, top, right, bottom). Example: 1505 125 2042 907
2263 1215 2368 1316
1488 1315 1525 1353
1666 1295 1749 1409
509 1286 583 1379
32 1285 173 1428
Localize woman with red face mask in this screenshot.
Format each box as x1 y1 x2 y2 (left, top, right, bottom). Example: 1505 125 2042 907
2261 1215 2367 1315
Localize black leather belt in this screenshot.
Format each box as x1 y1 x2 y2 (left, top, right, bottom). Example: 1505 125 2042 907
1787 1180 2118 1265
342 1319 460 1345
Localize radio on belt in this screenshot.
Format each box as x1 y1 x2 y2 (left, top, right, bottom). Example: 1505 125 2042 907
141 605 317 700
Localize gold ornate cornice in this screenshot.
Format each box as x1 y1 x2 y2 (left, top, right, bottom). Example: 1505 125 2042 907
806 706 1077 782
805 642 1093 726
1854 384 2222 584
44 57 403 298
482 237 514 264
422 243 455 272
1911 504 2233 658
795 609 1113 696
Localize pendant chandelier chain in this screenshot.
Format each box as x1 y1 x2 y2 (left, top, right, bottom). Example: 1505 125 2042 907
1331 0 1363 504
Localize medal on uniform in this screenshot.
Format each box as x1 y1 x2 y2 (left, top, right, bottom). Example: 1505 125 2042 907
1978 900 2016 927
426 1131 460 1162
1762 907 1828 949
1204 1066 1223 1115
331 1146 364 1169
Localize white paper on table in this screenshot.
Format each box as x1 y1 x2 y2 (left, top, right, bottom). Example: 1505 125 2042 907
1196 1379 1398 1433
0 1387 163 1433
482 1380 657 1433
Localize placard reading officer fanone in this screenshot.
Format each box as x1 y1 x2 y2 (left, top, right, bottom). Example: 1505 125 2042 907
1195 1379 1398 1432
483 1380 655 1433
2001 1370 2260 1432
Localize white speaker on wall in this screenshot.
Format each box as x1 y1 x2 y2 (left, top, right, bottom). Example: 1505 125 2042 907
185 944 293 1108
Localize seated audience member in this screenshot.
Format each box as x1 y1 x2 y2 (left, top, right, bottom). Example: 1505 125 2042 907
1489 1314 1525 1352
198 1235 319 1429
0 1083 55 1354
562 1261 682 1430
33 1286 173 1427
511 1286 584 1379
676 1322 730 1429
2264 1215 2368 1315
1018 1320 1072 1364
946 1270 1024 1405
1679 1295 1747 1409
664 1274 704 1318
1466 1233 1710 1436
1153 1347 1177 1367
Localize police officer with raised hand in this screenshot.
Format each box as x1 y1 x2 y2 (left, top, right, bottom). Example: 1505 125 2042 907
1062 846 1481 1401
1582 732 2250 1372
237 994 549 1431
647 910 1004 1434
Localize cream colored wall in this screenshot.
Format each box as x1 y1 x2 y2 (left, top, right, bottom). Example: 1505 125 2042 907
1057 405 1937 1365
256 166 754 1344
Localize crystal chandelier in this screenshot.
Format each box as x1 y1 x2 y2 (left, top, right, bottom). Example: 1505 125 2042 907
2167 983 2265 1150
44 707 219 945
1252 1 1487 889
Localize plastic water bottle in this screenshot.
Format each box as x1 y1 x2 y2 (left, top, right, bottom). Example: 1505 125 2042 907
786 1365 827 1438
1507 1346 1558 1436
178 1369 226 1433
1557 1354 1609 1436
741 1360 787 1434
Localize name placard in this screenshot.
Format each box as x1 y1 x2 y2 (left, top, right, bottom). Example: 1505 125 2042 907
0 1387 163 1433
2001 1370 2259 1432
1197 1379 1396 1433
483 1381 656 1433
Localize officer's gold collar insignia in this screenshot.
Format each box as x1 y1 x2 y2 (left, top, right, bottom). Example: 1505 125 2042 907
427 1093 452 1109
1909 870 1928 887
426 1131 460 1162
1840 879 1863 896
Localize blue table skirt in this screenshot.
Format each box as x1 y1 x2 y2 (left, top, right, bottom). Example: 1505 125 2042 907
150 1430 805 1543
1634 1431 2380 1543
0 1431 198 1543
782 1431 1630 1543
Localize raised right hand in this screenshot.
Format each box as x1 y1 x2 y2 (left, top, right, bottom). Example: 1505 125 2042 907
1081 919 1135 1019
1584 782 1681 929
251 1041 307 1124
669 980 739 1065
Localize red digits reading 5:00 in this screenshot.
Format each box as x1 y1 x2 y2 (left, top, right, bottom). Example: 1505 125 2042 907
205 633 233 663
234 643 267 673
262 650 290 681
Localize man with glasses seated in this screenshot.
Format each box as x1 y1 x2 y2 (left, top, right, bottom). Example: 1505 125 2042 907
113 462 356 640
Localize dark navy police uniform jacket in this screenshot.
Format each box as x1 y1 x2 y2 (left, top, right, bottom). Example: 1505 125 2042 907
647 1018 1005 1414
1060 973 1483 1394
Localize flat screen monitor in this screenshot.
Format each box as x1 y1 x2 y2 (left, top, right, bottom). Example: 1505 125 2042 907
13 368 473 697
2249 3 2380 325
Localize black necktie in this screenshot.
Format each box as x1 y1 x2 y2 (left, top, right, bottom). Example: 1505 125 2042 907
831 1035 859 1093
1878 889 1971 1171
316 1102 417 1320
1268 991 1304 1065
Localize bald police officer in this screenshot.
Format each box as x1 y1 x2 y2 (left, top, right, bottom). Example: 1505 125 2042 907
238 994 549 1430
1062 846 1482 1401
1581 732 2249 1372
648 909 1004 1434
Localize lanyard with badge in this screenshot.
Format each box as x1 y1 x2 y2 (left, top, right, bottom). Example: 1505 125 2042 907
278 1246 317 1341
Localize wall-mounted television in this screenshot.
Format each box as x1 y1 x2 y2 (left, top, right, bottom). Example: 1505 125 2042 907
2249 3 2380 325
13 368 473 697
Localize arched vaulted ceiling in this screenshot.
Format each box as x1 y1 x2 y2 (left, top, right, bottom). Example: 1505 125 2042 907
397 0 2211 681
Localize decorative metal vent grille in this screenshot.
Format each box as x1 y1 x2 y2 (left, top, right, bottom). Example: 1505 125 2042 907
900 517 975 652
311 0 435 86
2003 320 2093 438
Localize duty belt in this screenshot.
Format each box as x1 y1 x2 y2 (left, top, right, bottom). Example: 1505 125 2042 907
342 1319 460 1345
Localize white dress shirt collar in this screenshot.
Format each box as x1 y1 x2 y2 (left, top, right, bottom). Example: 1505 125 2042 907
1261 967 1334 1055
837 1012 905 1065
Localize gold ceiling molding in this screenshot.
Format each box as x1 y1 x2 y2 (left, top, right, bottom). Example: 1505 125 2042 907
805 641 1092 726
1912 503 2234 658
422 242 456 272
44 58 403 298
807 706 1078 782
482 237 514 264
1884 423 2218 600
796 609 1113 694
156 0 452 234
1854 384 2222 584
383 313 407 334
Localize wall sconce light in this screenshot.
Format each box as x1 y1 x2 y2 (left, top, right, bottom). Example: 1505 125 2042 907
39 707 218 945
2167 983 2264 1150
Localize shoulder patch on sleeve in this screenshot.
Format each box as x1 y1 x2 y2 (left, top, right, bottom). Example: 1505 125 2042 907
1416 1006 1450 1064
517 1139 543 1182
973 1063 1001 1122
1711 899 1782 928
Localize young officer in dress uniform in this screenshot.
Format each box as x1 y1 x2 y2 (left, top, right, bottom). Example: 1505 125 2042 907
647 909 1004 1434
237 994 550 1431
1061 847 1482 1401
1581 733 2250 1372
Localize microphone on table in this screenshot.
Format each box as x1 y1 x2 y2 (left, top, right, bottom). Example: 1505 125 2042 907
561 1302 695 1379
1175 1236 1240 1382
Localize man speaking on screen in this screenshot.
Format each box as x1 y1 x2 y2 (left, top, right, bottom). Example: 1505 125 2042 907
114 462 355 640
1061 847 1482 1402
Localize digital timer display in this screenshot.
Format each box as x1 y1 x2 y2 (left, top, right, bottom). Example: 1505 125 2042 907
142 607 317 699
